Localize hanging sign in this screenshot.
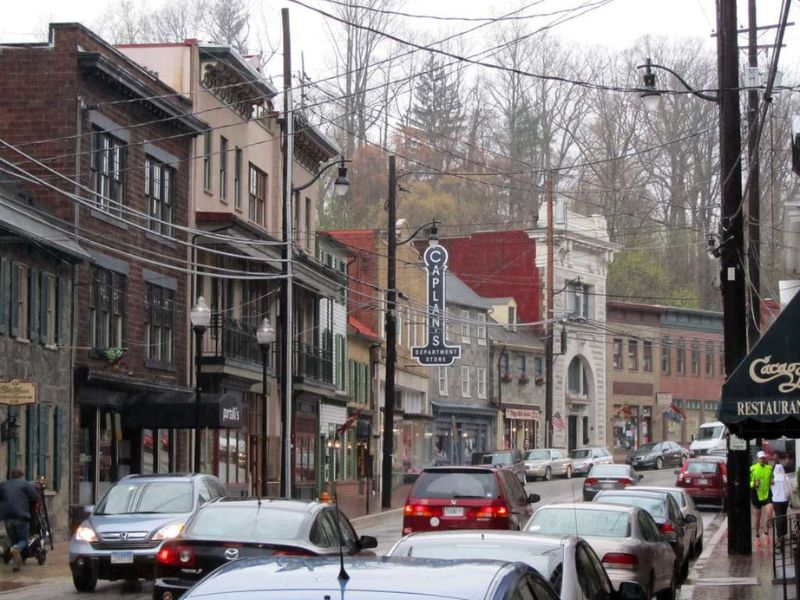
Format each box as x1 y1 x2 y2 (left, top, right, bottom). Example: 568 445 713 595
412 244 461 366
0 379 37 406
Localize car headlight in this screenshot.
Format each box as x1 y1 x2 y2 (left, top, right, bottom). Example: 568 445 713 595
75 525 98 543
153 522 184 541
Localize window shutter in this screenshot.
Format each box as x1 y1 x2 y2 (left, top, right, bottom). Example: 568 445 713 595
39 273 49 344
30 267 39 342
38 404 48 478
8 406 18 470
26 404 37 480
53 406 62 491
57 276 67 346
0 257 7 334
10 262 18 336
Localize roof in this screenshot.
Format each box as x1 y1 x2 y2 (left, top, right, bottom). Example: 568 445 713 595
446 272 494 310
198 44 278 98
0 193 90 262
488 318 544 351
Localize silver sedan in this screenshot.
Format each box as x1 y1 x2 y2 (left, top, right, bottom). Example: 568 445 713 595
637 485 704 558
524 448 573 481
526 502 677 600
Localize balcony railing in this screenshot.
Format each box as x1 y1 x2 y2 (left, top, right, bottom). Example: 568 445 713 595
294 342 333 385
204 314 267 367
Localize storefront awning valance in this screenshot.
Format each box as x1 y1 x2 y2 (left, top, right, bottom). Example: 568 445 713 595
720 289 800 438
124 392 244 429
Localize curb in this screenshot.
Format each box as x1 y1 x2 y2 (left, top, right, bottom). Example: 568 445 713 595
351 508 403 529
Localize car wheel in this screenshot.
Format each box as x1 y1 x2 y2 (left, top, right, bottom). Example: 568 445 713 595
656 571 675 600
544 467 552 481
565 466 573 479
656 457 663 470
646 573 655 600
694 539 703 558
72 570 98 593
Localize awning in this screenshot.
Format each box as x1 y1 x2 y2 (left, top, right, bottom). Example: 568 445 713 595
124 391 245 429
719 289 800 437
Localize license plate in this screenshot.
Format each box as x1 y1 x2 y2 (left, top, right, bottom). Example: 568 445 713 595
443 507 465 517
110 551 134 565
698 478 708 485
601 482 615 489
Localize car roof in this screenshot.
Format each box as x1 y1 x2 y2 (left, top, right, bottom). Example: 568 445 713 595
398 530 568 552
421 466 501 474
202 498 325 514
687 456 726 463
535 502 638 515
187 556 528 600
595 490 670 501
119 473 207 482
636 486 686 494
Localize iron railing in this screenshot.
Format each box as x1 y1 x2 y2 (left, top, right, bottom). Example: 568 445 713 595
204 314 267 367
294 342 333 384
773 510 799 600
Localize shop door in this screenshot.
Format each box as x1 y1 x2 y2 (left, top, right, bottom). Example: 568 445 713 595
568 415 578 451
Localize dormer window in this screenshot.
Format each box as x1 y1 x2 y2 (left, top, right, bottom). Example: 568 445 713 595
508 306 517 332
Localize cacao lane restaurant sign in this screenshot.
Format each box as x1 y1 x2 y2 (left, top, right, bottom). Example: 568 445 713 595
720 290 800 437
0 379 37 406
412 244 462 366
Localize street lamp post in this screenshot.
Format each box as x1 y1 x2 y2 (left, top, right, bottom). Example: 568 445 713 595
256 317 276 497
190 297 211 473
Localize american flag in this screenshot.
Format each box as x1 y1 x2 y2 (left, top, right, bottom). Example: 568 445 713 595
552 412 566 431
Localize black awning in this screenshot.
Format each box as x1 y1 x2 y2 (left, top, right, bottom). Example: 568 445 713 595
124 391 245 429
720 289 800 437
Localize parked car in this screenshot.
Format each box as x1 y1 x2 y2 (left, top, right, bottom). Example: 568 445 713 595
526 503 677 599
675 457 728 507
637 486 704 558
387 530 647 600
583 464 643 501
153 498 377 600
402 466 540 535
69 473 226 592
569 447 614 477
180 555 568 600
627 442 686 470
472 449 526 484
523 448 573 481
593 489 695 581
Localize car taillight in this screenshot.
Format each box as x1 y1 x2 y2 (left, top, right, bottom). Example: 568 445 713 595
403 503 437 517
602 553 638 570
475 504 509 518
157 544 196 568
271 549 314 557
661 522 674 535
619 478 633 488
585 478 598 486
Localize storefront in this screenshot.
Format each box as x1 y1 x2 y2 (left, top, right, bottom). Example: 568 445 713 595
432 402 495 465
503 406 540 451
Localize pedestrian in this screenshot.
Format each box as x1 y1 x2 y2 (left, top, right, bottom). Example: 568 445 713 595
750 450 774 548
771 454 792 542
0 468 39 572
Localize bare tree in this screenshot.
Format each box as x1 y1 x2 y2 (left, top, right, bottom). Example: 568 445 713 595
204 0 251 55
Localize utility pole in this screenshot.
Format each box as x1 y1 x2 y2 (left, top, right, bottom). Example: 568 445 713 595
544 172 554 449
746 0 761 349
718 0 750 555
381 155 398 509
280 7 295 499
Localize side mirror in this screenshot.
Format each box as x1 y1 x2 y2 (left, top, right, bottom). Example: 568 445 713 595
684 514 697 524
527 493 541 504
359 535 378 550
617 581 648 600
663 531 677 543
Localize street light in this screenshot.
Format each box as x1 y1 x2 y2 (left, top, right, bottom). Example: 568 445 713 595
190 296 211 473
636 57 719 110
256 317 276 497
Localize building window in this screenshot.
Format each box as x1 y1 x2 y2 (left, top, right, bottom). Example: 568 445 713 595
248 164 266 225
661 337 671 375
628 340 638 371
517 354 526 374
203 130 212 190
146 284 174 364
10 262 29 339
640 341 652 372
691 340 701 376
438 367 448 396
477 368 486 399
461 309 470 343
500 353 509 377
719 343 725 377
612 338 622 369
461 366 470 398
305 196 312 250
40 272 60 346
145 156 174 235
219 136 228 201
566 281 590 319
568 357 589 396
508 306 517 331
234 148 242 209
91 128 125 212
705 341 715 377
477 313 486 345
89 266 125 348
676 338 686 376
534 356 544 377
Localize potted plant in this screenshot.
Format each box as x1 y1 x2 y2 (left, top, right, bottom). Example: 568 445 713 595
501 371 513 383
534 376 545 386
518 373 530 385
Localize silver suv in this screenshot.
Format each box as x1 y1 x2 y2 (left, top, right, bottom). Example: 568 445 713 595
69 473 226 592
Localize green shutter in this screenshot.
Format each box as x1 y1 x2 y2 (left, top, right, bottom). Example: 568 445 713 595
29 267 39 342
57 276 67 346
362 364 369 404
39 273 49 345
10 262 18 337
0 257 7 334
25 405 36 480
8 406 18 470
38 404 48 478
53 406 62 491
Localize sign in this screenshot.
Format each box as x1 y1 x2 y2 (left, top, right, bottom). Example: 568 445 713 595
748 356 800 393
728 433 747 451
218 393 243 428
656 392 672 406
505 408 539 420
412 244 461 366
0 380 37 406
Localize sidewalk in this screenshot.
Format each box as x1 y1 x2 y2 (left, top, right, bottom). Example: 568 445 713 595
0 541 70 593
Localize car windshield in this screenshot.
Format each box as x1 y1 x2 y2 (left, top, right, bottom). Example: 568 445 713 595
95 481 193 515
528 509 631 538
590 465 631 478
186 506 307 540
570 449 591 459
525 450 550 460
697 426 724 441
480 453 513 466
599 495 666 519
686 462 719 474
412 472 499 499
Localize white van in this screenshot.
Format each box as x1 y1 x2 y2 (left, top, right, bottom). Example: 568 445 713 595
690 421 728 456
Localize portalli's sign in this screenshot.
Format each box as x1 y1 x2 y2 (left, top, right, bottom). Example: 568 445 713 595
412 244 461 366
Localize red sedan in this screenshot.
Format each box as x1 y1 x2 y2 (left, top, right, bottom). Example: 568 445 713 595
675 457 727 506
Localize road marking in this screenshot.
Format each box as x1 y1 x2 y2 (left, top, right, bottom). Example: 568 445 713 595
693 577 759 586
698 514 728 561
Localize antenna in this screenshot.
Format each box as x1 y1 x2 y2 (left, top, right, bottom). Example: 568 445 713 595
331 471 350 581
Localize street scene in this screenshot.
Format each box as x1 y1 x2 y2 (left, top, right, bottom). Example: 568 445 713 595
2 1 800 599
